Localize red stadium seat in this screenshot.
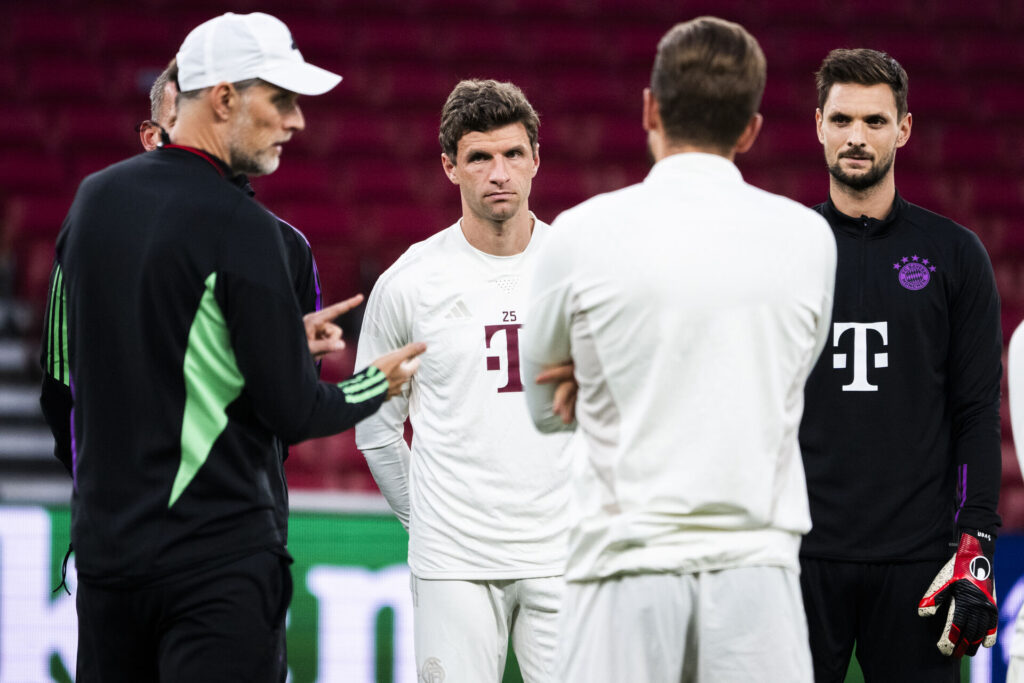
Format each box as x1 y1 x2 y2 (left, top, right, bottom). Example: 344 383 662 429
269 202 352 243
524 23 613 68
253 160 341 204
308 244 363 309
938 126 1007 170
0 107 48 152
55 105 139 154
93 13 178 59
336 161 417 204
26 59 107 103
0 152 68 194
10 10 92 54
354 18 431 60
6 194 74 243
544 69 632 113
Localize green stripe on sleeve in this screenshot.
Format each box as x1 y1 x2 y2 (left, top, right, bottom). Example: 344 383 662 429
56 268 68 385
44 265 70 386
171 272 245 507
338 366 388 404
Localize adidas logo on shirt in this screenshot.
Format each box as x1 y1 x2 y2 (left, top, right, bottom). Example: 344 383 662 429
444 300 472 320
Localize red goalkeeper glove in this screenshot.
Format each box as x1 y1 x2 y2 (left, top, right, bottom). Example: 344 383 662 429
917 531 998 657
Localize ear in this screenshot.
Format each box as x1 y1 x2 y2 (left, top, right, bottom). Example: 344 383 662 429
896 112 912 149
531 144 540 178
441 153 459 185
815 108 825 144
139 125 159 152
208 82 236 122
642 87 659 133
733 113 763 155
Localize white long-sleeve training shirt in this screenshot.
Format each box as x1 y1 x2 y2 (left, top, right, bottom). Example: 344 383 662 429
1007 322 1024 658
522 153 837 583
355 218 572 579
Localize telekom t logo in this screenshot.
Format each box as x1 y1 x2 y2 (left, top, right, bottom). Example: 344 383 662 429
484 323 523 393
833 322 888 391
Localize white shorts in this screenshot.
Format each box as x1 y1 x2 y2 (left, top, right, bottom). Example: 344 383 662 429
557 566 813 683
411 574 562 683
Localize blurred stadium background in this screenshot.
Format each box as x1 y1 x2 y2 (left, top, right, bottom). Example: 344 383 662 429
0 0 1021 681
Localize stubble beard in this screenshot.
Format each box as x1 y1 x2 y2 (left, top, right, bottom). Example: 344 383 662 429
228 143 278 177
827 146 896 192
227 105 280 177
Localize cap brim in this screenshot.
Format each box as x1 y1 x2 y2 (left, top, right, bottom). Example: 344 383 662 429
260 62 341 96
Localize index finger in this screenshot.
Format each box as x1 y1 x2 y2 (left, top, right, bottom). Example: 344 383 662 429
399 341 428 360
535 363 574 384
310 294 365 322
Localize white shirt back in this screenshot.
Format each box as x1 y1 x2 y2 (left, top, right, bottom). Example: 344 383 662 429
523 154 836 582
356 219 572 579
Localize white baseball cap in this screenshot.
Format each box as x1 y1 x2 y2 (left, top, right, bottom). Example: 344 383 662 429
176 12 341 96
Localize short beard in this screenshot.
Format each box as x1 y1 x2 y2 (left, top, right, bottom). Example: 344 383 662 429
228 147 277 177
827 148 895 192
226 95 279 177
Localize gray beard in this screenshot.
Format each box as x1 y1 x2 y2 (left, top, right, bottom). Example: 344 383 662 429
228 148 269 177
827 150 895 192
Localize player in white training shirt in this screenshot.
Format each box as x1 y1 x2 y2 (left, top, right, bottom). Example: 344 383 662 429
1007 321 1024 683
355 79 571 683
522 18 835 683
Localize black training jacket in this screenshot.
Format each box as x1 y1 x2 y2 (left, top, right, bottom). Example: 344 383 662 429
39 145 386 586
799 193 1002 562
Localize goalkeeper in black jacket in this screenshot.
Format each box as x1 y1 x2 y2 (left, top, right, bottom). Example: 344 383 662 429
798 49 1002 682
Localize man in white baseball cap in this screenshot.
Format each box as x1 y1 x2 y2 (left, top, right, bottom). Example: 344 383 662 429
169 11 341 177
42 11 425 683
176 12 340 96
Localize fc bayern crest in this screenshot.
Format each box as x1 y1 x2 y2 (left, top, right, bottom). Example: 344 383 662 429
893 255 936 291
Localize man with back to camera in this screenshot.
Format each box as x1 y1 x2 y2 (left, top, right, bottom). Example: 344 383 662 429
354 79 572 682
522 16 836 683
38 12 425 682
1007 321 1024 683
797 48 1002 682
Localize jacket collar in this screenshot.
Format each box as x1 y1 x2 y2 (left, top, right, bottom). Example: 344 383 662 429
160 145 255 196
820 190 906 238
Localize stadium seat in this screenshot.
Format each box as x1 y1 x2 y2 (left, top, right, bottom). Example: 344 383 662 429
0 107 48 153
7 194 74 243
524 23 613 67
10 10 92 54
56 105 139 154
93 13 178 59
26 59 107 103
353 18 431 60
253 160 341 204
269 202 352 244
0 153 68 194
307 244 364 309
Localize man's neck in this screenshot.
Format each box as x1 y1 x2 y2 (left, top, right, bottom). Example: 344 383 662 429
170 119 232 174
460 210 534 257
655 138 733 162
830 175 897 220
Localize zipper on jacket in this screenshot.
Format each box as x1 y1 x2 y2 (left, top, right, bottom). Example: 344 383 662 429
859 216 870 311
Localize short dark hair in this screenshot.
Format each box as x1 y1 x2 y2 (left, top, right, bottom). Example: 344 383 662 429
150 59 178 121
439 79 539 161
650 16 766 152
816 48 909 119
